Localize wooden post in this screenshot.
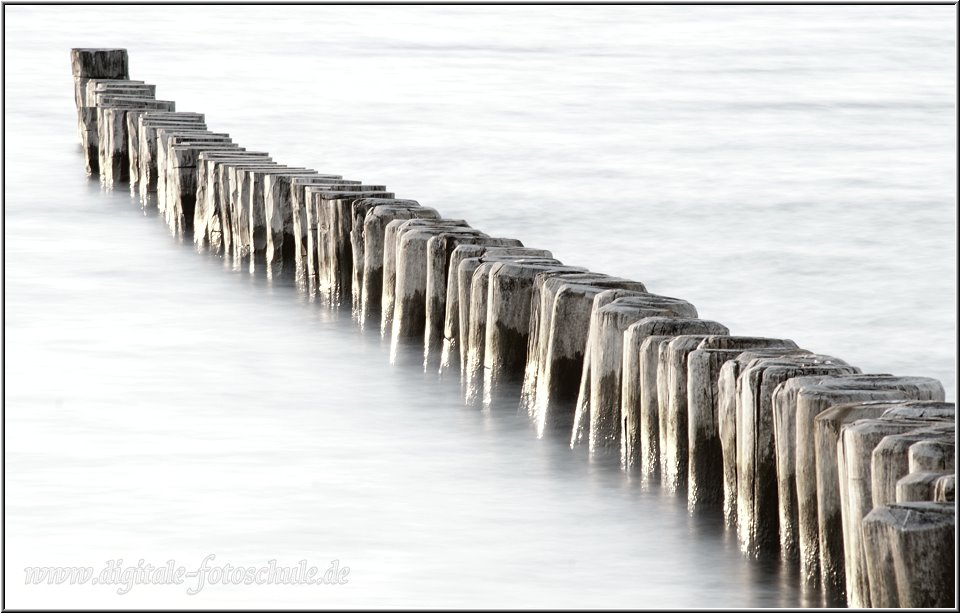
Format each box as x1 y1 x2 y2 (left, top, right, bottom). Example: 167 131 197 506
247 168 320 265
262 172 346 271
455 248 556 383
97 98 176 187
442 244 551 378
424 235 523 371
908 438 955 473
78 81 153 174
224 163 282 261
522 273 612 417
483 262 595 404
462 255 561 404
164 141 244 236
896 470 952 502
837 406 955 607
861 502 955 608
312 188 395 303
836 402 955 607
289 177 364 285
155 129 232 215
871 428 955 509
71 48 128 80
685 337 799 507
619 320 729 477
778 376 944 568
130 112 203 194
381 218 467 340
934 474 955 502
582 294 698 454
303 185 387 288
526 277 648 437
661 333 736 490
194 153 273 251
463 261 499 405
392 226 485 358
717 349 811 525
138 118 206 200
360 204 439 330
349 198 419 316
736 355 860 558
813 400 949 598
71 48 129 151
197 156 275 252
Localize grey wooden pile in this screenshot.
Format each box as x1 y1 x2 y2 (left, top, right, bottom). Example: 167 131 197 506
72 48 955 608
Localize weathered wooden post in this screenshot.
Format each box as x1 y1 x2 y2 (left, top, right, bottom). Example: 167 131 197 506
71 48 128 86
194 152 273 250
934 474 955 502
660 329 741 491
894 437 955 503
685 336 798 507
718 348 810 524
483 262 594 404
441 243 550 377
349 198 419 315
84 82 155 176
454 248 557 381
837 404 954 607
138 117 207 199
872 429 955 509
223 162 283 260
392 226 486 360
238 169 340 269
779 375 945 589
71 48 129 161
263 171 348 271
381 218 468 340
164 140 244 236
302 184 386 288
309 187 390 288
569 289 656 447
909 437 956 471
895 470 952 502
129 111 203 194
816 400 956 597
288 177 363 283
638 335 672 475
424 235 523 371
313 188 395 303
618 320 726 475
462 255 562 404
75 77 142 134
522 273 612 413
359 204 439 329
77 80 148 172
155 129 233 215
198 156 277 252
735 354 860 558
811 397 907 596
525 277 648 437
97 97 176 187
579 294 698 454
246 168 321 265
861 502 955 608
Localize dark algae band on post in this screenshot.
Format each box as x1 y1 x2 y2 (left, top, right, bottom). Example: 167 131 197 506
70 47 956 609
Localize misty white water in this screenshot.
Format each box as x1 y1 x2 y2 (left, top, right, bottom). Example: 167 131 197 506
3 5 955 608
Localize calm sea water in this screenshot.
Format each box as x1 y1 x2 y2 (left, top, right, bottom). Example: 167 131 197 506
3 5 955 608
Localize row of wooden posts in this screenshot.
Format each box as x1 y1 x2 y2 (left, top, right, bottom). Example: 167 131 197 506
71 48 956 608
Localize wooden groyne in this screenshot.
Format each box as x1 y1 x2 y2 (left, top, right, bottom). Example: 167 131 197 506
71 48 956 608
